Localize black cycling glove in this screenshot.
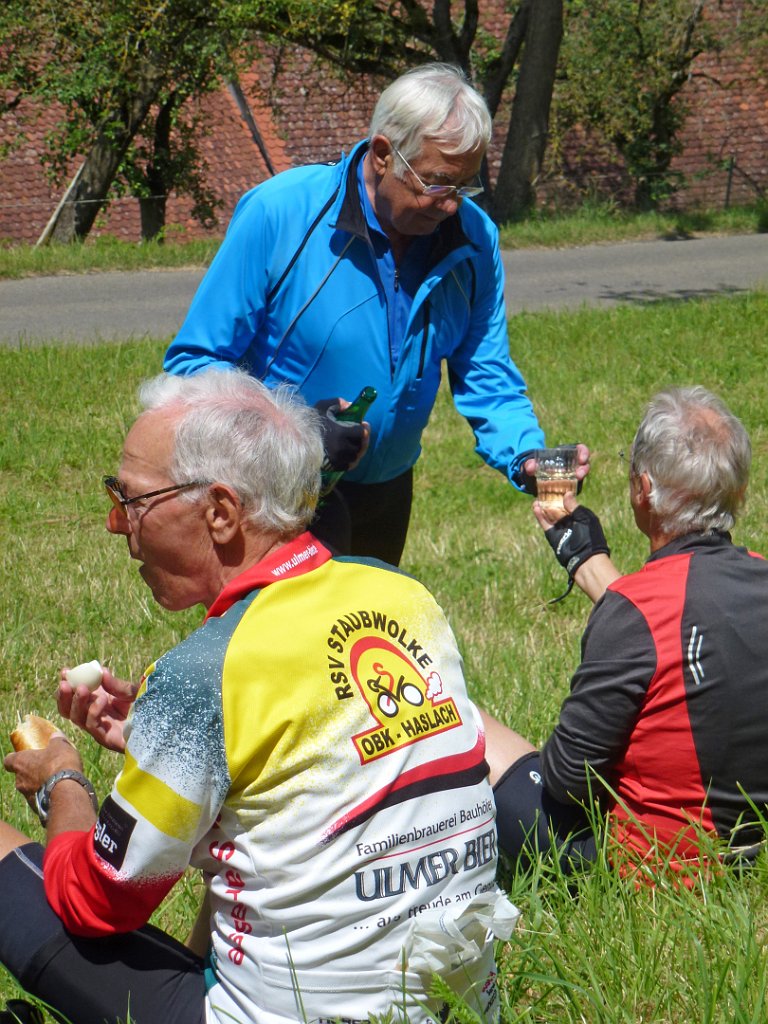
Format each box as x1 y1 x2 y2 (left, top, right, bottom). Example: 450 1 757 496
544 505 610 578
315 399 367 473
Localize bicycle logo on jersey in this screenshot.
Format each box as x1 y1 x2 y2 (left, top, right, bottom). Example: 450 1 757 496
348 634 462 764
366 663 425 718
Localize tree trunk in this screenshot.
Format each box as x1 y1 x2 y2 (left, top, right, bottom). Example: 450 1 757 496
139 192 167 241
139 94 175 242
492 0 563 222
481 3 528 118
48 68 163 243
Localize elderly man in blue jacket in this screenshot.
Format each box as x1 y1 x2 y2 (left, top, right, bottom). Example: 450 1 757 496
165 62 586 564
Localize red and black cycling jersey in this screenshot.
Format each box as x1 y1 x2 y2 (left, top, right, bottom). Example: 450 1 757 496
542 531 768 862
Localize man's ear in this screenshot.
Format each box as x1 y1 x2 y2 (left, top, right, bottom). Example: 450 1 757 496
369 134 393 176
204 484 243 545
632 471 653 506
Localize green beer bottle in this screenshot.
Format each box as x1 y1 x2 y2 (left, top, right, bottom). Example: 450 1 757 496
320 385 377 496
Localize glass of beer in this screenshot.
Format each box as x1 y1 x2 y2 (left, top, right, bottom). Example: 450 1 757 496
534 446 578 516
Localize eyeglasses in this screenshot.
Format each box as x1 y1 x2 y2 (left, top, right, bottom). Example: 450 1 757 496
103 475 208 511
393 148 484 199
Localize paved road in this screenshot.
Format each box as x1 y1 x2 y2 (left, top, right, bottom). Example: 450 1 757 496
502 232 766 313
0 233 765 347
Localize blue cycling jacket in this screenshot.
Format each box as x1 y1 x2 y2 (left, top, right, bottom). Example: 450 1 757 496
164 141 545 485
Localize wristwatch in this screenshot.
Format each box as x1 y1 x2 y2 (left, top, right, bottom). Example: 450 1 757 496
34 769 99 826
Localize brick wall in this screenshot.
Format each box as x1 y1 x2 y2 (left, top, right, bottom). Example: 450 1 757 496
674 38 768 208
0 83 292 245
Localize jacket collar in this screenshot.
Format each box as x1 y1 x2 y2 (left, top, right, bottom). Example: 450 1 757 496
204 532 332 621
646 530 733 563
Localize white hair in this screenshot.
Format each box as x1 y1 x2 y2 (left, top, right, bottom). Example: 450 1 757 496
369 62 492 165
138 369 323 537
630 386 750 535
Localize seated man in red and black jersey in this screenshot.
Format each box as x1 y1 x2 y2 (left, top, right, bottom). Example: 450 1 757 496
485 385 768 877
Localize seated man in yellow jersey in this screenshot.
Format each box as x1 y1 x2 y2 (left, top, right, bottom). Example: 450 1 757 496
0 368 514 1024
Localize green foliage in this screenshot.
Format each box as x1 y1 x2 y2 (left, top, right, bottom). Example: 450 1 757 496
0 0 252 233
731 0 768 72
554 0 721 209
239 0 433 71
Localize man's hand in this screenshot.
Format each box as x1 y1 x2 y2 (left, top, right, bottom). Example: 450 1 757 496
532 496 620 604
4 736 82 807
532 489 581 530
57 666 138 753
521 443 591 495
535 501 610 575
315 398 371 473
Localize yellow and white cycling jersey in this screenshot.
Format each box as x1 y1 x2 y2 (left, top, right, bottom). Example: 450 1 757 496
46 534 509 1024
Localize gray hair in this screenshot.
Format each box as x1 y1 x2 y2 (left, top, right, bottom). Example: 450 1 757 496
369 63 492 166
630 386 750 535
137 369 324 537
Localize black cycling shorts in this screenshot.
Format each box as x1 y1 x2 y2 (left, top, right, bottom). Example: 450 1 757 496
311 469 413 566
0 843 206 1024
493 751 598 871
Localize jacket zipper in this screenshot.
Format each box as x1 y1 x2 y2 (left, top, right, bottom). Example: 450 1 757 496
417 301 430 380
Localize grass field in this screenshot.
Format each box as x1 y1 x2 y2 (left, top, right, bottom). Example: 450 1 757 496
1 290 767 1020
497 202 767 250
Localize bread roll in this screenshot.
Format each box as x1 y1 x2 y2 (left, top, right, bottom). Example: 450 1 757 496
10 714 58 752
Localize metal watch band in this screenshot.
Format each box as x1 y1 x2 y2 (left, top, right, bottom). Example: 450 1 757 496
34 769 98 826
